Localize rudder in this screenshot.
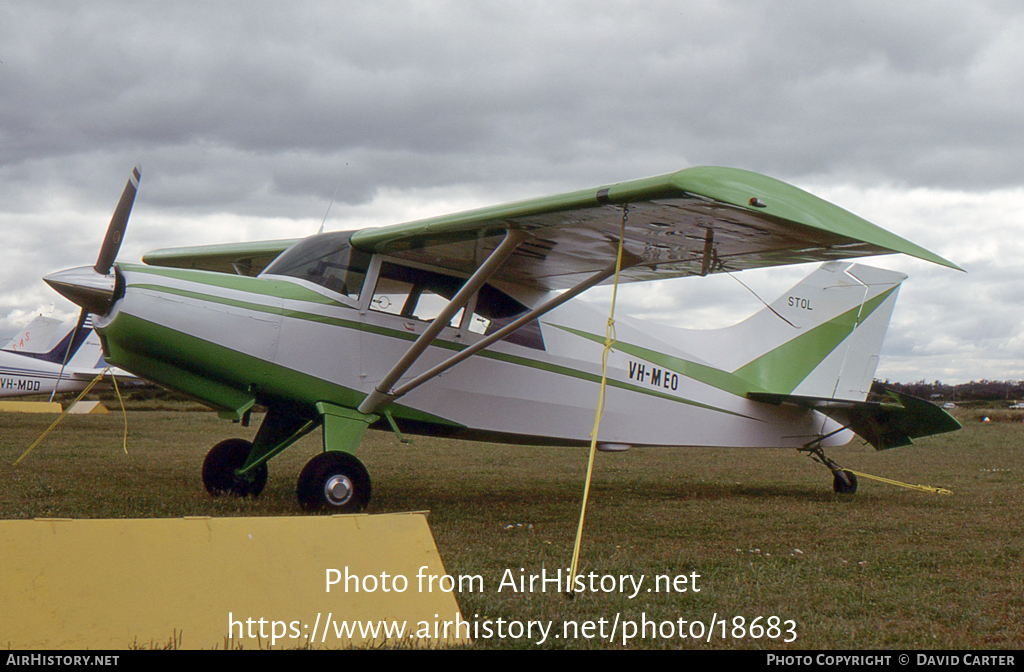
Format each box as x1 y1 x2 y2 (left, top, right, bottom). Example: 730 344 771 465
727 262 906 401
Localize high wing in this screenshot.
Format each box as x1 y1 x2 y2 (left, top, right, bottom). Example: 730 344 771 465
141 166 959 284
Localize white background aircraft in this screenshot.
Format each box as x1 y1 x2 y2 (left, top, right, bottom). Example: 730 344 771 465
0 316 112 399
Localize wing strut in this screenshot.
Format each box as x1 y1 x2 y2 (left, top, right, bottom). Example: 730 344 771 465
387 257 632 404
357 230 527 415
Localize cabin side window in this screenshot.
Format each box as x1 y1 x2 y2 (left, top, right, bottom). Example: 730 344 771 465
471 285 545 351
369 262 465 327
369 260 545 350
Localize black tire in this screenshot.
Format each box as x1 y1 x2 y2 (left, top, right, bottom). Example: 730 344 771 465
296 452 371 513
832 469 858 495
201 438 268 497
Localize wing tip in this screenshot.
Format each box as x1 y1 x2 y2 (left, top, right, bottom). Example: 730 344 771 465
671 166 962 272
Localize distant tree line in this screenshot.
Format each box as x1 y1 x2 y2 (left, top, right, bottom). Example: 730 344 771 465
874 379 1024 402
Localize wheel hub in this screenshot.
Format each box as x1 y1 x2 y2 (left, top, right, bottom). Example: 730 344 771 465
324 474 353 505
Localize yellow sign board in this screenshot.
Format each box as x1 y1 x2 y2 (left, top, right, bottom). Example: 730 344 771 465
66 400 109 414
0 401 62 414
0 513 467 649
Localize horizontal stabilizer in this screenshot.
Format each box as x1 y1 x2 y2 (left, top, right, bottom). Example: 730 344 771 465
749 387 961 450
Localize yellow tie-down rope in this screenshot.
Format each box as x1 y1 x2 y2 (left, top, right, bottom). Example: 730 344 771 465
568 204 628 598
846 469 953 496
14 368 129 466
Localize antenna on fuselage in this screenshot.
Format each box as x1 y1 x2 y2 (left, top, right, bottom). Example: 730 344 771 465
317 163 348 235
725 269 799 329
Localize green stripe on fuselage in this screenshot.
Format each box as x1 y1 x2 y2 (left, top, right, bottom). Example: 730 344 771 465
551 285 896 398
549 324 757 397
733 287 896 394
121 263 348 306
122 271 753 419
100 311 462 428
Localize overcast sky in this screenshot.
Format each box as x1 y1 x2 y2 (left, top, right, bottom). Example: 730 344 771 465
1 1 1021 383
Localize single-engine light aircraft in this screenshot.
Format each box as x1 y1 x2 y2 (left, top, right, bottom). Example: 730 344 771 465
43 165 961 511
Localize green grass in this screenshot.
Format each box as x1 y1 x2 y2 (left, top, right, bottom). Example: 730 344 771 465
1 407 1021 649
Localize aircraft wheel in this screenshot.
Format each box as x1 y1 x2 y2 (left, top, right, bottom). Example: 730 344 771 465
832 469 858 495
202 438 268 497
297 452 371 513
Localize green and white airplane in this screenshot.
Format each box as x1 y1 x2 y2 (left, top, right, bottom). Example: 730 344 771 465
44 165 961 511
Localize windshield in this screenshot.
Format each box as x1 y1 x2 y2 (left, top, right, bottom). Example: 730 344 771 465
264 237 544 349
261 232 371 301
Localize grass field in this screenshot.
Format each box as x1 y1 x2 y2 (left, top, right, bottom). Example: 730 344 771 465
1 406 1021 649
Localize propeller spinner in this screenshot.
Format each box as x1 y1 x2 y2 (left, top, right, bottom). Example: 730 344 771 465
44 165 141 316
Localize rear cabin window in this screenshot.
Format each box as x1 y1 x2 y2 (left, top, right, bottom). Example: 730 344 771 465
261 232 371 302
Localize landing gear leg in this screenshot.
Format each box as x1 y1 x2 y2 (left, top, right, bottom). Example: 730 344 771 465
202 404 319 499
297 452 371 512
202 438 268 497
295 402 378 512
801 439 858 495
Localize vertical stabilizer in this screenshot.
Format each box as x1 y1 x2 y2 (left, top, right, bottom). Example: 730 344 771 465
723 262 906 401
2 316 64 353
6 318 94 366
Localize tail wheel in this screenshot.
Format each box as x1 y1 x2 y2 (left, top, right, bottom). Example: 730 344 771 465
832 469 858 495
297 452 371 513
202 438 268 497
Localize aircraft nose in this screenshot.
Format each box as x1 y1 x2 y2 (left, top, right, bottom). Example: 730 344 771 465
43 266 117 316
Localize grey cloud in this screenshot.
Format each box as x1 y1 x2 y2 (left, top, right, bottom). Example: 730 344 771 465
4 1 1022 199
0 1 1020 382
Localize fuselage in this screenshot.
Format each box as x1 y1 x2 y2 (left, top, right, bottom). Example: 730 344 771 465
0 350 90 398
94 260 847 449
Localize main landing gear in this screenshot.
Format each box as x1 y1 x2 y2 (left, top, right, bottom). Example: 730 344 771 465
296 452 372 512
201 439 268 497
202 440 373 513
801 442 858 495
201 441 373 512
201 401 378 513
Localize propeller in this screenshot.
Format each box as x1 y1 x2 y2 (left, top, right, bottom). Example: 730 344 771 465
44 165 141 401
44 165 141 316
95 164 140 275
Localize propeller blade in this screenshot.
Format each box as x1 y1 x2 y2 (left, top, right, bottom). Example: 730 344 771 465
94 164 141 275
48 308 90 403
